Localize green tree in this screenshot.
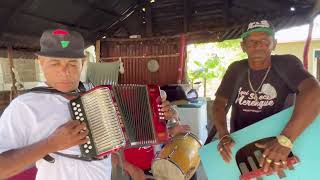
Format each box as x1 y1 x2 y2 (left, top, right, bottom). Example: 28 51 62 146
187 38 247 98
217 39 247 62
188 56 225 97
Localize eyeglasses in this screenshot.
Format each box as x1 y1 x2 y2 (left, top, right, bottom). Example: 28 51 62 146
244 39 271 48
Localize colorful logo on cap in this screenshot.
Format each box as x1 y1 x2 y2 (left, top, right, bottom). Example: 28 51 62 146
60 41 70 48
52 29 70 48
247 20 271 30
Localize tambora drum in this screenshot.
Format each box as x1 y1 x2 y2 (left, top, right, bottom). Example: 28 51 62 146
152 133 202 180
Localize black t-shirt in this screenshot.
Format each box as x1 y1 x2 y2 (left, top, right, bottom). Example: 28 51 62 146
232 67 292 131
215 55 312 132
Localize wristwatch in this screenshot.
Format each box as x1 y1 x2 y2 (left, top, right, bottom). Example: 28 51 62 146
276 135 293 149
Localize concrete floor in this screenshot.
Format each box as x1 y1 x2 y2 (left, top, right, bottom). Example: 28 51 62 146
111 162 208 180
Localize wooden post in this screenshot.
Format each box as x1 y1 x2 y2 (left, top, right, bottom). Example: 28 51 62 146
7 46 17 100
177 34 186 84
95 40 101 62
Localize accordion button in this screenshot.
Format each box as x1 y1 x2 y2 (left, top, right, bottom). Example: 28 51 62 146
73 107 77 111
80 118 84 121
87 141 91 144
72 102 76 106
75 112 79 115
85 150 89 153
77 109 81 112
76 116 80 120
88 146 92 149
76 104 80 108
79 113 83 117
84 144 88 148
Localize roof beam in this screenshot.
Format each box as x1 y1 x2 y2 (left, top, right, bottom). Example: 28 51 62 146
20 11 91 34
183 0 190 32
74 0 119 26
74 0 119 17
93 2 145 38
0 0 35 35
146 3 153 37
223 0 231 27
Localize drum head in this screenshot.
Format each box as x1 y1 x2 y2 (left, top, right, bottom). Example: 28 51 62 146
152 159 185 180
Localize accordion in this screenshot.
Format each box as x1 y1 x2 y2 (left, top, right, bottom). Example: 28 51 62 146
69 84 169 159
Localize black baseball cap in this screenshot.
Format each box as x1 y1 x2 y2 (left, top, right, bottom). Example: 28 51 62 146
36 29 85 59
241 20 275 39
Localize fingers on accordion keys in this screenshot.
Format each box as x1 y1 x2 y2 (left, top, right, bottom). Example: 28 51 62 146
239 162 250 176
288 163 294 170
277 170 286 179
253 150 263 166
247 156 262 180
160 90 167 101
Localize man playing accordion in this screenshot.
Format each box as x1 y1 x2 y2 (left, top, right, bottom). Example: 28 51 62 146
0 29 189 180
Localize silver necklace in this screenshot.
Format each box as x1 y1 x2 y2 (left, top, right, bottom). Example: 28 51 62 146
247 66 271 102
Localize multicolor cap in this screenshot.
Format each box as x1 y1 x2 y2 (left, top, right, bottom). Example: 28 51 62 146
241 20 275 39
36 29 85 59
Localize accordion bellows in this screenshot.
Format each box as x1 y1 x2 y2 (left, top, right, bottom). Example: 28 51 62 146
69 84 168 159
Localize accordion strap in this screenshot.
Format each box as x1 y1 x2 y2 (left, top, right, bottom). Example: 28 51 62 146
26 87 80 97
25 81 88 97
43 152 108 163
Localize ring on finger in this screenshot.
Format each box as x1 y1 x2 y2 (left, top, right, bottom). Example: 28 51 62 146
273 161 281 166
266 158 272 163
222 141 230 145
262 154 266 158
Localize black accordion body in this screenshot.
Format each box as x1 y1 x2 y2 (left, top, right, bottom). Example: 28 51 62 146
69 84 169 159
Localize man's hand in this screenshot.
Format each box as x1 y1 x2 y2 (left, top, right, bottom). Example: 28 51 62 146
125 162 146 180
168 124 190 137
255 138 291 173
46 120 88 152
217 135 235 163
111 154 145 180
161 100 179 120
